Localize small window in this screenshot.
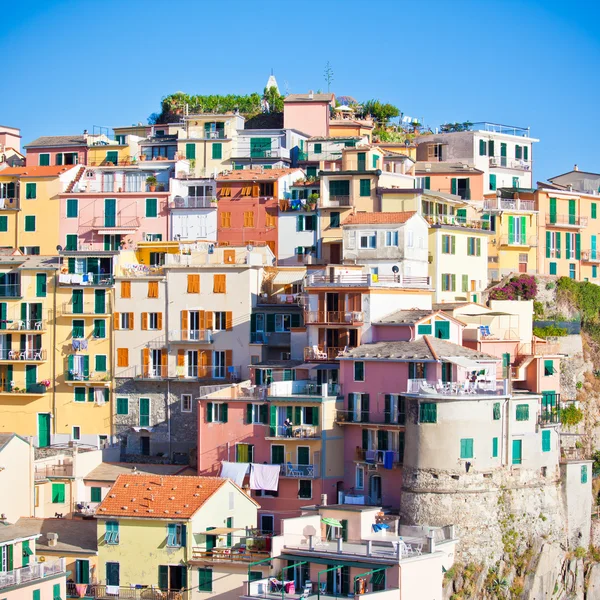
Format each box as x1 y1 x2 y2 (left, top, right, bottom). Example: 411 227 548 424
582 465 588 484
105 521 119 545
72 426 80 440
167 523 185 547
25 183 37 199
145 198 158 218
91 487 102 503
51 483 66 503
460 438 474 459
313 143 322 154
213 312 227 331
355 465 365 490
516 404 529 421
354 361 365 381
359 233 376 249
544 360 556 376
208 402 228 423
385 231 399 247
492 437 498 458
212 143 222 160
181 394 192 413
93 319 106 338
24 215 36 232
330 212 340 228
198 567 213 592
359 179 370 197
298 479 312 499
419 402 437 423
542 429 551 452
148 313 159 330
120 313 132 330
95 355 107 372
39 153 50 166
116 397 129 415
493 402 501 420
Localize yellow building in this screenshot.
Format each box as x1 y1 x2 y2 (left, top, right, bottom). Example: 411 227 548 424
0 433 34 522
0 166 81 255
536 183 600 282
482 188 538 281
97 474 265 600
374 142 417 161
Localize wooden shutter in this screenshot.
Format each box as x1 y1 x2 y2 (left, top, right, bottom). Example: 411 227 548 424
206 311 214 330
252 184 260 197
129 313 134 329
225 349 233 367
177 349 185 367
199 310 205 330
142 348 150 376
121 281 131 298
226 311 233 330
156 313 163 330
141 313 148 330
213 274 226 293
117 348 129 367
148 281 158 298
181 311 189 340
187 274 199 293
224 250 235 264
161 349 167 375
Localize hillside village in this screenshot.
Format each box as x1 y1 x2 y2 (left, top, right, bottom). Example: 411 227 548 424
2 75 600 599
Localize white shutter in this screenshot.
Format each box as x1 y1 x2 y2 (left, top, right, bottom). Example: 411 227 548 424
347 230 356 250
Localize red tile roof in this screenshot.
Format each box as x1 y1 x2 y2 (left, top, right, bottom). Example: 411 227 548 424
217 168 301 182
97 474 236 519
342 211 417 225
0 166 77 178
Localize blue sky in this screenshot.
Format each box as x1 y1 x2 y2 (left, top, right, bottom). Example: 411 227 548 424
1 0 599 181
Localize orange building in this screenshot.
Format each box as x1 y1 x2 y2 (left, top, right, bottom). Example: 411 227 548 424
414 162 485 200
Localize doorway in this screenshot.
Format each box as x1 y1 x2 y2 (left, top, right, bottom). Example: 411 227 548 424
104 199 116 227
369 475 382 504
329 243 341 264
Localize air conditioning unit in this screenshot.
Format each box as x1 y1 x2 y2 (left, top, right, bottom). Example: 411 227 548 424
490 158 499 167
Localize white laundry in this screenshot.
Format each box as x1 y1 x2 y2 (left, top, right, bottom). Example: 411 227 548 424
249 463 280 491
219 461 249 487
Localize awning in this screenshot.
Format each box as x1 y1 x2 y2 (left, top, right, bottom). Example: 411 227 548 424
441 356 490 371
322 518 342 527
315 364 339 371
196 527 244 536
97 228 137 235
272 269 306 286
277 553 390 570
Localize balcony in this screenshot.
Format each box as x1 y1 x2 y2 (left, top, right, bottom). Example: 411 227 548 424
61 301 111 316
250 332 269 344
582 250 600 263
279 462 319 478
240 380 338 400
67 584 186 600
0 197 19 210
483 198 536 212
0 382 47 397
0 319 46 332
116 365 240 381
489 157 532 171
267 424 320 440
0 283 21 298
169 329 213 343
304 311 364 325
58 272 115 286
0 559 66 591
119 264 165 277
304 346 351 361
355 448 402 465
91 215 141 231
336 409 406 427
546 215 588 228
406 378 508 396
87 155 139 167
498 235 538 247
319 195 351 208
305 271 431 289
425 214 492 231
64 370 111 385
34 463 73 480
256 293 301 305
170 196 216 209
0 349 47 362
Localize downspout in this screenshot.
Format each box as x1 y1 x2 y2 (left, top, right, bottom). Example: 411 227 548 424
109 265 115 443
51 268 58 437
165 273 171 459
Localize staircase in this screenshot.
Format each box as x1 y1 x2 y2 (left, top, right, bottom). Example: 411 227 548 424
65 166 85 193
512 354 534 381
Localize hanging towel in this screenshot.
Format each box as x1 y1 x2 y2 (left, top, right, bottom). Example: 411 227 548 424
219 461 249 487
79 338 88 350
95 388 106 404
383 451 394 470
106 586 119 596
75 584 88 598
249 463 280 491
72 340 81 351
365 450 376 463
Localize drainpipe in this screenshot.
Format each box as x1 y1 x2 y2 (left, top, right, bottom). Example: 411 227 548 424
109 269 115 444
51 269 58 437
165 274 171 459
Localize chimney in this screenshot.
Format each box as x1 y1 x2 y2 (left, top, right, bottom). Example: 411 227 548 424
320 493 327 506
574 164 579 171
47 532 58 547
308 90 314 100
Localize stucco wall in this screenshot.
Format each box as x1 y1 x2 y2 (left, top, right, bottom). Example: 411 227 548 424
560 460 593 548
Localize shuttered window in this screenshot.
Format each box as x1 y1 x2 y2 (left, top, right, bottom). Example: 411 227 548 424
117 397 129 415
243 211 255 227
0 216 7 232
460 438 474 459
493 402 501 420
213 274 226 293
359 179 370 197
148 281 159 298
120 281 131 298
582 465 588 484
492 437 498 458
542 429 551 452
145 198 158 218
212 143 222 159
25 216 36 232
198 568 213 592
419 402 437 423
25 183 37 199
221 212 231 228
516 404 529 421
52 483 65 503
117 348 129 367
187 274 200 293
185 143 196 159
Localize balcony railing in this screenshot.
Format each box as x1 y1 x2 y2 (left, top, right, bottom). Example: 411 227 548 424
0 349 47 361
0 319 46 331
425 214 492 230
0 382 47 395
250 332 269 344
67 584 186 600
62 300 111 315
0 197 19 210
170 196 215 209
304 346 351 361
336 409 406 426
190 547 270 564
546 215 588 228
34 464 73 480
65 370 111 383
169 329 213 343
0 559 65 590
483 198 536 212
489 157 532 170
116 365 240 381
58 273 115 286
516 342 560 357
304 311 364 325
0 284 21 298
582 250 600 263
87 155 139 167
91 216 141 229
305 272 431 289
268 425 320 439
279 462 319 478
355 448 402 465
320 195 351 207
406 378 507 396
498 235 538 247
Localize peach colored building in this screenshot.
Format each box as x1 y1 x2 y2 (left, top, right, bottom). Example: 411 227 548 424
414 162 485 200
283 93 335 138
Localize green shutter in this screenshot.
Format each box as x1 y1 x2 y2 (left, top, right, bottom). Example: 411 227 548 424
52 483 65 503
492 437 498 458
424 175 430 189
0 215 7 232
479 139 486 155
91 487 102 502
359 179 370 197
549 198 557 224
489 174 496 191
65 234 78 251
146 198 158 218
582 465 588 484
451 178 457 195
66 198 78 218
493 402 501 420
569 199 576 225
593 203 597 219
462 274 468 292
222 403 228 423
546 231 551 258
460 438 473 459
212 143 222 159
39 153 50 166
36 273 46 297
576 233 581 259
542 429 551 452
206 402 213 422
25 183 36 199
521 216 526 243
24 215 35 232
312 406 319 425
508 216 514 244
556 232 561 258
269 405 277 436
94 289 106 314
185 143 196 159
117 397 128 415
158 565 168 590
95 355 107 372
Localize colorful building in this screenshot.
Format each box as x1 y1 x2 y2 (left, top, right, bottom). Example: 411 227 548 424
233 128 308 170
0 125 25 168
0 433 34 522
283 93 335 138
97 474 263 600
414 161 484 200
169 177 217 241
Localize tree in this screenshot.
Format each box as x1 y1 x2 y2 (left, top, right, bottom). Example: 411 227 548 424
263 86 284 113
362 99 400 128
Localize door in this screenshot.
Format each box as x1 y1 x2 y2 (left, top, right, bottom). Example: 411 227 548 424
75 559 90 584
169 565 186 591
206 527 216 551
341 566 350 596
72 289 83 314
94 290 106 314
26 365 37 390
38 413 50 447
329 243 341 264
104 199 116 227
140 436 150 456
357 152 366 172
369 475 382 503
213 351 225 379
106 562 120 586
512 439 522 465
297 447 309 476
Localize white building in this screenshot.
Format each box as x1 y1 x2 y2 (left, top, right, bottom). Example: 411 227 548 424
169 177 217 241
232 129 309 169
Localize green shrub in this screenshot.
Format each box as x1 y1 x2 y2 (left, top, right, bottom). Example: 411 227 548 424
561 404 584 427
532 325 568 338
546 282 555 290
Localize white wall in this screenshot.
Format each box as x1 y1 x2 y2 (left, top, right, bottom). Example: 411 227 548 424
171 211 217 241
278 212 318 265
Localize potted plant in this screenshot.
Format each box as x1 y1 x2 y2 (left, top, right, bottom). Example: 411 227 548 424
210 197 219 204
146 175 157 192
156 182 165 192
307 193 319 210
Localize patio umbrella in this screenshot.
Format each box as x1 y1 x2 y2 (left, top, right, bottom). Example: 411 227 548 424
321 517 342 527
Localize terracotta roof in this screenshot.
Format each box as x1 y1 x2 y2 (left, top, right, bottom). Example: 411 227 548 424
0 166 77 177
342 211 417 225
285 93 334 103
97 474 231 519
217 168 302 182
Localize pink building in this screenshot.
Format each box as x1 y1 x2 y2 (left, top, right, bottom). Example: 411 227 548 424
24 134 90 167
283 93 335 138
59 165 172 252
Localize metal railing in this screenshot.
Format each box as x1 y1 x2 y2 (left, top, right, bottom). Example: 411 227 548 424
34 464 73 480
483 198 536 212
468 122 531 136
0 284 21 298
304 311 364 325
62 300 111 315
304 346 350 361
355 448 402 464
190 547 270 564
169 329 213 343
489 157 532 170
0 383 47 394
582 250 600 263
279 462 319 478
546 215 588 227
0 197 19 210
65 370 111 383
425 214 491 230
407 378 506 396
0 559 65 590
91 216 142 229
66 584 185 600
336 409 406 426
499 235 538 247
58 273 115 286
0 349 47 361
305 272 431 289
320 195 351 207
268 425 320 439
0 319 46 331
169 196 215 209
86 155 139 167
116 365 240 381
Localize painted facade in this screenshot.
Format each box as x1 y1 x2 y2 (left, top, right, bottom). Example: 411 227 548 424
283 93 335 138
0 433 34 522
169 177 217 241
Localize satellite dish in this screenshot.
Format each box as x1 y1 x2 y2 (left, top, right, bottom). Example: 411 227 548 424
392 265 399 274
56 245 63 252
246 244 254 252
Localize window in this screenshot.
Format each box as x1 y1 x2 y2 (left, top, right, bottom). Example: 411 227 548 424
39 153 50 166
119 313 133 330
460 438 474 459
207 402 228 423
116 397 129 415
441 235 455 254
492 437 498 458
544 360 556 376
236 443 254 462
549 262 557 275
359 179 370 197
593 203 597 219
493 402 501 420
385 231 399 246
221 211 231 228
139 398 150 427
145 198 158 218
36 273 46 297
20 246 40 255
212 143 222 159
73 426 81 440
359 233 376 249
243 211 255 228
51 483 65 503
167 523 186 547
441 274 456 291
105 521 119 545
72 319 85 339
95 355 107 372
298 479 312 499
91 487 102 503
274 314 291 332
542 429 551 452
24 216 36 232
247 403 267 424
25 183 37 199
74 387 86 403
65 234 78 251
330 212 340 228
117 348 129 368
185 143 196 160
94 318 107 338
417 324 432 335
582 465 588 484
515 145 522 159
297 215 316 231
594 265 598 279
146 313 160 330
355 465 365 489
372 155 379 169
213 312 227 331
198 567 213 592
354 361 365 381
213 274 226 293
467 237 481 256
147 281 159 298
312 143 322 154
570 264 576 279
462 274 468 293
516 404 529 421
479 139 487 156
419 402 437 423
182 393 192 413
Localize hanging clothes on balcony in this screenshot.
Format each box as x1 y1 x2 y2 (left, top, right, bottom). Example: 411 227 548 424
383 451 394 470
249 463 280 491
219 461 249 487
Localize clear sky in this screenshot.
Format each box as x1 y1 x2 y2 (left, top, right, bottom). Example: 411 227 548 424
1 0 599 182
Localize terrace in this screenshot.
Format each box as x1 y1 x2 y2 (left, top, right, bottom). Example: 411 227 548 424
483 197 536 212
425 214 492 231
304 270 430 289
545 214 588 228
0 558 66 591
66 585 184 600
